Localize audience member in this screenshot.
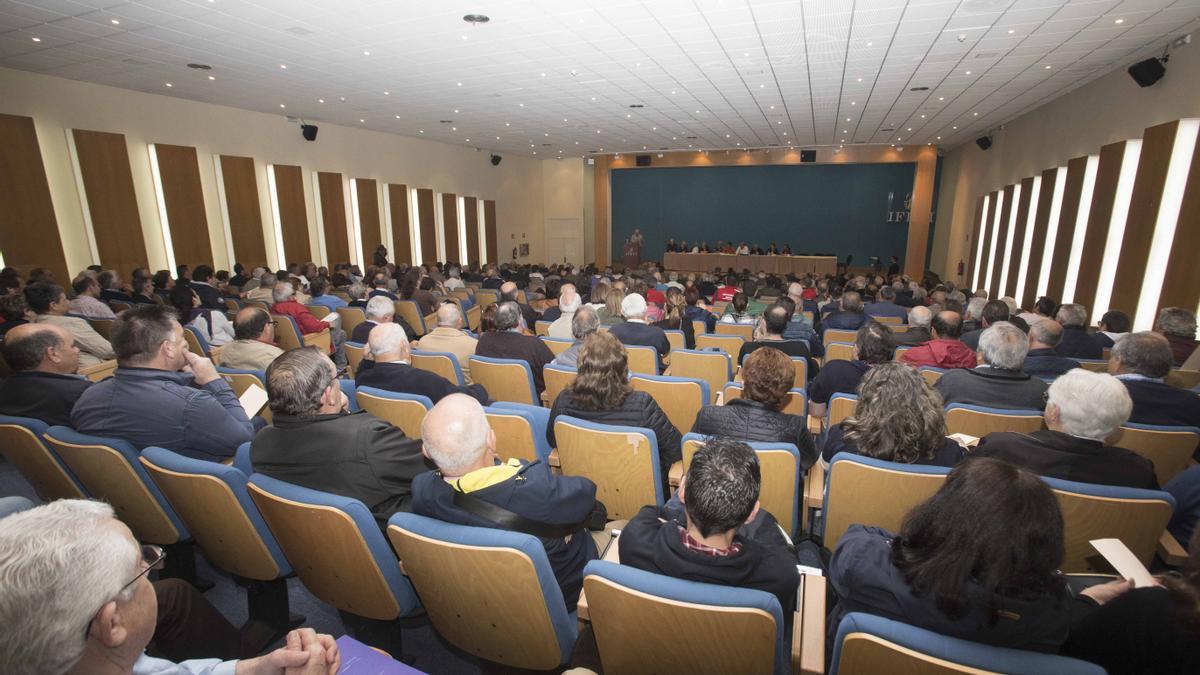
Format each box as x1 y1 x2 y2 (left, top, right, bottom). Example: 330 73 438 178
935 322 1047 410
619 437 800 613
975 369 1156 489
252 346 431 525
244 272 276 304
959 299 1010 351
97 270 131 303
411 394 599 608
218 306 284 371
1157 306 1198 367
652 286 695 349
598 285 625 326
864 286 908 322
548 284 579 338
823 291 872 336
368 273 398 301
307 277 348 311
0 293 33 336
402 276 439 316
357 323 488 405
820 362 963 467
546 332 681 487
273 281 347 364
71 305 257 461
899 311 976 369
1022 320 1079 378
683 286 716 333
720 292 757 324
1017 296 1057 328
129 277 157 305
895 305 934 346
552 305 600 368
738 302 817 376
1054 303 1102 359
346 281 369 308
188 265 226 310
170 285 235 346
1093 309 1131 349
476 302 556 394
808 321 893 418
27 282 114 369
499 281 539 328
68 274 116 320
0 323 91 425
1109 331 1200 428
607 293 671 372
691 347 817 468
413 302 479 381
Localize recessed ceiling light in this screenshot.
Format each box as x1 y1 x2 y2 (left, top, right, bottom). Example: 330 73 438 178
783 132 788 135
973 112 978 116
396 115 401 119
466 138 470 141
463 14 490 24
965 70 972 75
279 103 285 108
857 77 863 82
652 126 657 130
519 103 524 107
544 132 549 136
456 81 463 86
279 64 287 69
505 122 510 126
850 101 856 105
1114 18 1124 24
907 127 912 131
725 134 730 138
363 51 370 56
575 141 579 144
165 82 173 87
452 126 456 130
540 72 546 77
596 130 601 133
842 129 847 133
31 37 41 42
419 130 424 133
462 35 468 40
953 125 958 129
1007 29 1015 34
920 114 925 118
778 121 782 124
208 75 215 80
636 63 640 67
384 91 390 95
110 19 120 25
1044 65 1052 69
867 42 873 47
453 109 459 113
938 96 944 101
318 98 324 103
937 136 942 139
695 110 700 113
339 97 345 101
846 117 851 121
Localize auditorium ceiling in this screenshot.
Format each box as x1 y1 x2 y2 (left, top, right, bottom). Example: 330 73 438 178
1 0 1197 157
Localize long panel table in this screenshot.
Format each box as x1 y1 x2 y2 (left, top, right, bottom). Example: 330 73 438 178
662 252 838 276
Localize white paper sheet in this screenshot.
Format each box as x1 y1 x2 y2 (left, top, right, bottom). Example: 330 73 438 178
238 383 269 417
1089 538 1155 587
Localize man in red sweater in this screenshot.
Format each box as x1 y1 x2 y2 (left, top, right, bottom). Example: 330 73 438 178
272 281 348 366
900 311 977 370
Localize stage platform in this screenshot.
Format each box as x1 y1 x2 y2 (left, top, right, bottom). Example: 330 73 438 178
662 252 838 276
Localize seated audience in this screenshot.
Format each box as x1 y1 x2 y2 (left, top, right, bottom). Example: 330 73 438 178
959 299 1010 351
552 305 600 368
411 394 598 608
1092 309 1131 349
820 290 869 336
218 306 284 371
1017 295 1058 328
368 273 398 301
899 311 976 369
894 305 933 346
401 276 439 316
738 303 818 379
71 305 257 462
252 346 431 524
720 292 757 324
974 369 1157 489
1109 331 1200 428
1157 306 1198 367
346 281 369 308
97 270 131 303
170 285 234 346
188 265 226 310
1022 320 1079 378
27 282 114 369
691 347 817 469
357 323 488 405
499 281 539 328
821 362 964 467
0 499 341 675
68 274 116 320
308 277 348 311
273 281 347 364
619 437 800 613
830 458 1102 652
683 286 716 333
1054 303 1102 359
539 279 565 323
652 286 695 349
129 277 157 305
0 323 91 425
546 332 682 487
935 322 1048 410
548 284 579 339
598 285 625 326
809 321 893 418
607 293 670 372
352 295 407 343
244 272 276 304
0 293 33 336
782 283 819 341
413 302 479 381
961 296 987 333
476 302 556 394
864 286 908 322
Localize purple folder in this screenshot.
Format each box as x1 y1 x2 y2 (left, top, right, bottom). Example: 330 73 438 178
335 635 426 674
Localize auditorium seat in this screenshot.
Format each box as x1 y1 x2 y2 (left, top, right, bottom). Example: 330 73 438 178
1076 359 1109 372
272 314 330 352
825 342 855 363
944 404 1044 437
683 434 802 538
392 301 427 336
484 402 553 465
474 289 500 307
722 382 808 417
664 329 686 353
542 364 576 407
539 336 574 356
305 304 331 319
183 325 219 359
625 345 659 375
822 453 950 550
79 359 118 382
715 322 754 342
0 415 86 502
216 366 270 422
343 341 366 378
355 387 431 438
387 513 578 670
823 329 857 349
534 320 553 337
410 350 466 386
1116 423 1200 485
1048 476 1180 573
696 333 745 360
827 393 859 429
469 356 537 406
917 366 946 386
336 306 367 337
668 349 732 404
631 374 709 436
466 304 481 331
88 318 114 340
552 415 663 520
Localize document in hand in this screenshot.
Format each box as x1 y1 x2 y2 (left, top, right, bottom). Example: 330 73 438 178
238 383 269 417
1089 538 1156 587
334 635 426 673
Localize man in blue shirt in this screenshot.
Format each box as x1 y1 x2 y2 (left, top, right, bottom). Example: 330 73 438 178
307 277 347 311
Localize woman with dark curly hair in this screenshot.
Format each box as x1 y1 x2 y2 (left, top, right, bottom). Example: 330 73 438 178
820 361 963 467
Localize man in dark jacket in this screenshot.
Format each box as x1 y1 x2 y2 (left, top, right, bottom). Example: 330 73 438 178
252 346 430 525
974 369 1157 489
357 323 489 405
607 293 670 372
412 394 598 608
959 299 1010 351
0 323 92 426
476 302 556 394
935 322 1048 410
1023 320 1080 379
1054 303 1103 360
189 265 227 311
619 437 800 613
1109 331 1200 430
864 286 908 322
819 290 869 337
894 306 933 346
808 321 893 419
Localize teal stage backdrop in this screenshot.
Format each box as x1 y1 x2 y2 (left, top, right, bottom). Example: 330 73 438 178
611 161 935 267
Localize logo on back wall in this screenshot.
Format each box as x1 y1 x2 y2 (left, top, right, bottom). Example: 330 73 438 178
887 191 912 223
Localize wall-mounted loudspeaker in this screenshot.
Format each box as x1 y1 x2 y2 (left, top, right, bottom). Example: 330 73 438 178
976 136 993 151
635 154 651 166
800 149 816 162
1128 57 1166 87
490 154 502 166
300 124 318 141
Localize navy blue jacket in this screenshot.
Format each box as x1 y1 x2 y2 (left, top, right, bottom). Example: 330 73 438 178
190 281 226 311
607 321 671 371
410 461 598 608
819 310 868 336
1022 348 1079 378
1055 326 1102 360
1120 377 1200 431
355 361 489 406
864 302 908 321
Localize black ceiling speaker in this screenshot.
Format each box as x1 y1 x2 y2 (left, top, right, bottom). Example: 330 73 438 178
800 149 816 162
300 124 318 141
490 154 502 166
976 135 993 151
1128 57 1166 87
635 154 651 166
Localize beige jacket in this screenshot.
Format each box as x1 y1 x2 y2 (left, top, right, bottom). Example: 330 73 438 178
413 326 478 381
217 339 284 372
37 314 114 369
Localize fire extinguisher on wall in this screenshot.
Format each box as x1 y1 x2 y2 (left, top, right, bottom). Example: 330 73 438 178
957 260 965 278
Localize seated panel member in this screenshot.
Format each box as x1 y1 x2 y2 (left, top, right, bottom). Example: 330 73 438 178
357 322 489 405
0 323 92 426
411 394 599 609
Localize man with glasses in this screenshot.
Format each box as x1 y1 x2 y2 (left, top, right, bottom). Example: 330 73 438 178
217 306 284 372
71 304 262 462
0 499 340 675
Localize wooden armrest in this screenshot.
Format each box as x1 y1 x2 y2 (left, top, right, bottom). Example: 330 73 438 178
303 328 332 352
792 574 826 675
667 460 684 488
1158 531 1188 567
548 448 560 468
804 461 825 510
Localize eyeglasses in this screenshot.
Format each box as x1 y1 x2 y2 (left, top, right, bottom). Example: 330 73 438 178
82 544 165 640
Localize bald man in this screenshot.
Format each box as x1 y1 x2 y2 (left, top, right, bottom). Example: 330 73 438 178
217 306 284 371
410 394 599 609
499 281 540 329
0 323 92 425
412 302 479 381
357 323 489 405
1023 320 1080 378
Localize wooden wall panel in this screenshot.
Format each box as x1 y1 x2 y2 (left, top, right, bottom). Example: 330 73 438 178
317 172 350 266
386 183 412 266
219 155 267 268
463 196 480 264
441 193 459 263
0 114 69 282
1021 168 1060 310
271 164 310 264
153 144 212 266
974 191 998 291
1004 176 1035 299
963 196 986 291
1154 126 1200 316
416 188 437 263
1074 141 1126 312
1045 156 1090 302
1111 121 1179 316
71 129 149 277
354 178 381 260
988 185 1015 297
484 200 498 264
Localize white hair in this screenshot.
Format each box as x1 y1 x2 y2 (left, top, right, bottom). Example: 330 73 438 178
908 305 932 328
272 281 295 303
965 297 987 321
365 295 394 321
977 322 1028 370
422 394 490 476
621 293 647 319
436 302 463 327
1047 369 1132 441
1056 303 1088 327
0 500 138 675
559 293 581 313
368 321 408 357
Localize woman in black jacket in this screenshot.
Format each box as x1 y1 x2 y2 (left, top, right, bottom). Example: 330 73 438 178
691 347 817 469
547 332 682 487
652 287 695 349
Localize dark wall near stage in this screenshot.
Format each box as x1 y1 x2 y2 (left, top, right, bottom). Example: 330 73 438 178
611 162 918 265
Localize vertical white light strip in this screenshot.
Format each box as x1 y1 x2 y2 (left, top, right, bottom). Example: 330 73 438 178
265 165 287 267
147 144 177 274
349 178 365 268
1036 167 1069 299
382 185 394 265
65 130 102 265
1092 139 1143 319
998 183 1022 297
212 156 237 268
970 195 990 291
1134 119 1200 330
983 190 1005 296
1013 175 1042 305
1061 155 1100 302
477 199 487 264
410 188 423 264
456 196 468 262
434 193 446 261
311 172 328 267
